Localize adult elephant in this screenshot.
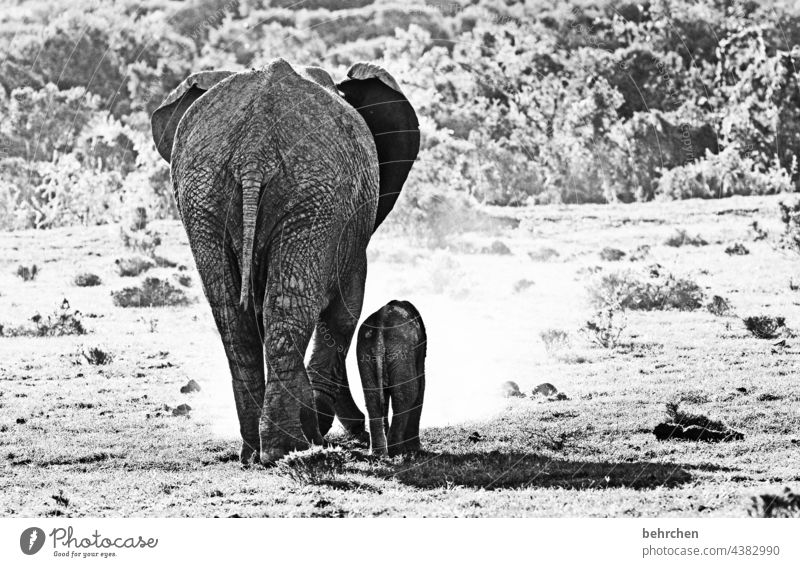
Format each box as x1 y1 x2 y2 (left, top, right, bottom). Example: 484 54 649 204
150 59 419 465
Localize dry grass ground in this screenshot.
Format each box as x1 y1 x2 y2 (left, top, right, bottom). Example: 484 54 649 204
1 195 798 517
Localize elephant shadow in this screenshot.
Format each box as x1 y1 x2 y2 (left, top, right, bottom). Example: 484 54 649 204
378 450 697 490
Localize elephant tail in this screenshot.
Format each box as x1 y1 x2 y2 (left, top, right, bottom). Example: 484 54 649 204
239 165 263 310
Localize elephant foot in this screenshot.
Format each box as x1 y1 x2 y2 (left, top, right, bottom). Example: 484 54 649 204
259 379 323 466
239 440 260 466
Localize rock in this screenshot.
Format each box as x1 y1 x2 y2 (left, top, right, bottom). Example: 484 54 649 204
500 381 524 398
180 379 201 394
532 383 558 397
172 404 192 416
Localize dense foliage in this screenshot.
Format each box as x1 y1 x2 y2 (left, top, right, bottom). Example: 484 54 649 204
1 0 799 230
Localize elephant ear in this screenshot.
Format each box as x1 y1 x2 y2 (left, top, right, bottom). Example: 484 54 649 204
337 62 420 232
151 70 234 163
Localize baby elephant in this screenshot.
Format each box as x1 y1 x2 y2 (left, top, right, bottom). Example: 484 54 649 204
356 300 426 456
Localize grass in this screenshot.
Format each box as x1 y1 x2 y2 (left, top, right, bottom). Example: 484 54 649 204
0 195 798 517
664 229 708 247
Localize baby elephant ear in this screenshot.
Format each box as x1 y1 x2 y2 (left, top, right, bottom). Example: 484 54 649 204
337 62 420 232
151 70 234 163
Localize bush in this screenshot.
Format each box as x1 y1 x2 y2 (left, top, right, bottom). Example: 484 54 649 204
748 487 800 518
664 229 708 247
116 256 155 277
16 264 38 281
588 270 705 312
0 299 85 337
582 308 626 349
742 316 787 339
73 273 102 287
274 446 353 485
724 242 750 256
707 295 733 317
540 329 571 353
655 147 793 200
599 247 625 261
82 346 112 365
111 277 191 308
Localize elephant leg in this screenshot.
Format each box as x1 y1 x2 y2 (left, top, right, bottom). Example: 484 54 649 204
258 233 329 465
403 369 425 453
357 348 387 456
194 238 265 465
307 264 366 438
387 359 421 456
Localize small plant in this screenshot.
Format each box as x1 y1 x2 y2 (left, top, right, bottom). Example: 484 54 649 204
481 240 512 255
540 329 571 353
742 316 787 339
725 242 749 256
139 316 159 332
599 247 625 261
750 221 768 241
528 247 560 262
1 299 86 337
274 446 353 485
513 279 534 293
628 244 650 261
174 273 192 287
116 255 155 277
16 264 38 281
73 273 102 287
748 487 800 518
790 279 800 292
582 308 626 349
664 229 707 247
111 277 191 308
706 295 733 317
82 346 112 365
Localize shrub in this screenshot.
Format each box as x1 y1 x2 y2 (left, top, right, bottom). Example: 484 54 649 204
748 487 800 518
116 256 155 277
16 264 38 281
73 273 102 287
655 147 793 199
82 346 112 365
528 247 560 262
588 271 705 312
0 299 85 337
582 308 626 349
724 242 749 255
111 277 191 308
513 279 534 293
707 295 733 316
274 446 353 485
599 247 625 261
628 244 651 261
540 329 571 353
742 316 787 339
664 229 708 247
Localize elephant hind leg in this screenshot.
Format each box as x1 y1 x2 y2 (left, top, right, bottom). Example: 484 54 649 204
307 262 367 439
403 369 425 453
193 235 265 465
258 226 335 465
357 343 387 456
